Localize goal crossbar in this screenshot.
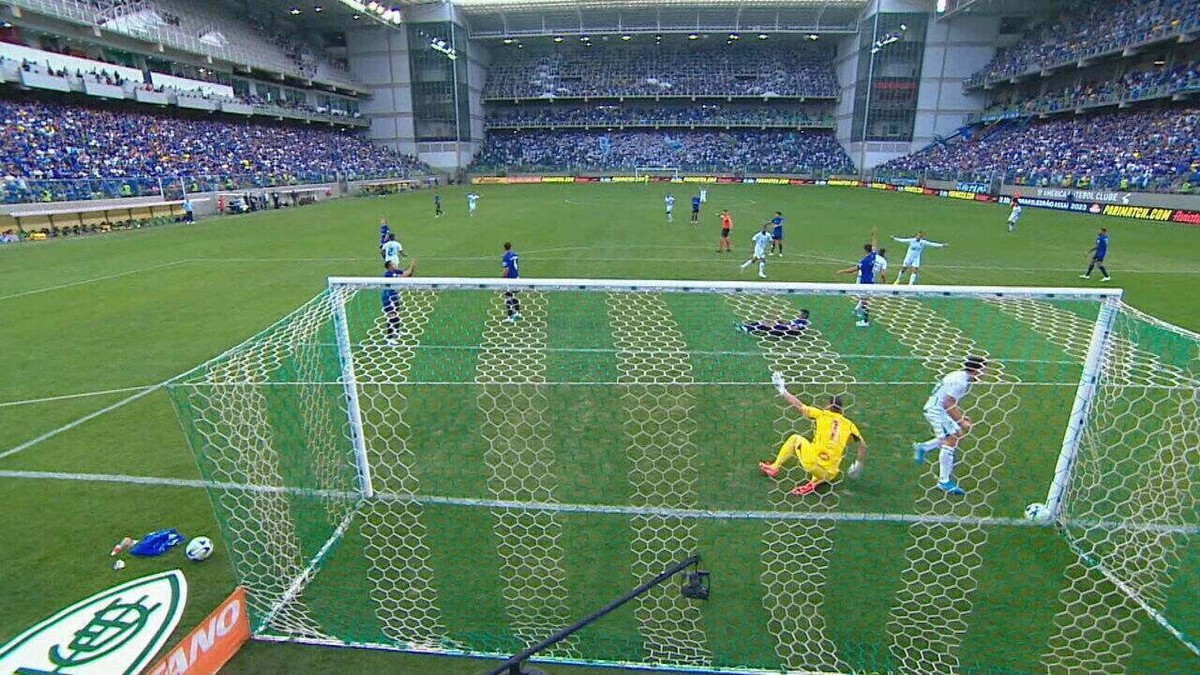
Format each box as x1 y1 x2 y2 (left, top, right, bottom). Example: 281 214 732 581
327 276 1124 301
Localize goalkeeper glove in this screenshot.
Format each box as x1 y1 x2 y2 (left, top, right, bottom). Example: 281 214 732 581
848 460 863 479
771 372 787 395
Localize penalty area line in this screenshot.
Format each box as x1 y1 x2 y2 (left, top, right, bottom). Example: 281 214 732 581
0 384 163 409
2 469 1196 535
0 260 190 302
0 383 165 461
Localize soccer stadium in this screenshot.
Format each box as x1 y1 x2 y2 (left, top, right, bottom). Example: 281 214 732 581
0 0 1197 673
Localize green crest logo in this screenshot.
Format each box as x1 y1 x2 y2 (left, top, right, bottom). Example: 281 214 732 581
0 570 187 674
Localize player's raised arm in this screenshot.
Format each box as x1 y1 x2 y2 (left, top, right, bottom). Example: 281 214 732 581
927 239 947 248
771 372 809 414
893 236 914 243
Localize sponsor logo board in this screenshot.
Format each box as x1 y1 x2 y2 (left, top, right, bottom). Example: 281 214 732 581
0 570 188 675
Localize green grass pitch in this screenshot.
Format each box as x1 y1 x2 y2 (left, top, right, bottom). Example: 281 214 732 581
1 184 1197 675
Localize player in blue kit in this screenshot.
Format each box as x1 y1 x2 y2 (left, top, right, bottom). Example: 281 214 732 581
378 219 391 259
837 240 878 328
768 212 785 256
690 194 702 224
501 242 522 322
381 258 417 344
1079 228 1110 281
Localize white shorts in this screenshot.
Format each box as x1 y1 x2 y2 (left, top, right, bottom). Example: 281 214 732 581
902 254 921 267
1007 212 1020 223
924 408 961 438
753 248 768 259
385 256 401 268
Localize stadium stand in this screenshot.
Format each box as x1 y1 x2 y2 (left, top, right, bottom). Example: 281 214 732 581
471 129 856 174
8 0 360 88
0 95 428 204
981 58 1200 121
484 43 838 99
965 0 1200 88
876 106 1199 192
485 104 835 129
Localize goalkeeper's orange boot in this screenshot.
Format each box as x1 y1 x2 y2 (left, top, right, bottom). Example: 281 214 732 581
789 481 819 496
758 462 778 478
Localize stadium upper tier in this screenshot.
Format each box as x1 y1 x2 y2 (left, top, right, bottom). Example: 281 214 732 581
877 106 1199 192
965 0 1200 89
7 0 360 90
485 103 834 129
0 97 426 204
483 44 838 99
472 129 855 174
981 58 1200 122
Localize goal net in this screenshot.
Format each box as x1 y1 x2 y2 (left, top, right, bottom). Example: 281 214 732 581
634 167 682 182
166 278 1199 674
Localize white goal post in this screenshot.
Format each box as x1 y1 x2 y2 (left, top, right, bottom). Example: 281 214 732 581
168 276 1199 675
634 166 681 182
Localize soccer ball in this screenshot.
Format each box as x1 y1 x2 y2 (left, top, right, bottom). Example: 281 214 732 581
1024 502 1051 524
185 536 214 562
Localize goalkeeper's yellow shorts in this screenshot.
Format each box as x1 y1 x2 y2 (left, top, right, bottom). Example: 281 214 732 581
796 435 842 482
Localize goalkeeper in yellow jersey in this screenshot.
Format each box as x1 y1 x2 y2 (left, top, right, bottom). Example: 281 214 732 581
758 372 868 496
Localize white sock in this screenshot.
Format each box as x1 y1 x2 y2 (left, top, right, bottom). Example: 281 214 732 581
741 260 751 269
918 438 941 452
908 273 917 285
758 262 765 275
938 446 955 484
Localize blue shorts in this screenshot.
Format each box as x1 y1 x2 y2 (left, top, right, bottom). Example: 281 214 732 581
772 228 783 240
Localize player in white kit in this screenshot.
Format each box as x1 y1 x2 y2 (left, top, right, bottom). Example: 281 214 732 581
892 232 947 285
1006 199 1022 232
912 356 987 496
740 225 773 278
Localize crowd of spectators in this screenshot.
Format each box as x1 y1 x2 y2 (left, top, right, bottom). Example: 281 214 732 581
485 104 833 128
984 58 1200 119
472 130 855 174
966 0 1200 86
877 107 1199 192
0 97 428 203
485 45 839 99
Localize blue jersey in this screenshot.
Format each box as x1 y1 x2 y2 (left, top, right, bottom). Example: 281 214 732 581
1094 233 1108 259
381 268 402 308
691 197 701 210
379 225 390 248
771 216 784 238
858 252 877 284
502 250 519 278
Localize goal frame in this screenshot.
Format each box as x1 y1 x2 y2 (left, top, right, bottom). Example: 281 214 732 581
177 275 1200 673
327 276 1123 512
633 166 682 182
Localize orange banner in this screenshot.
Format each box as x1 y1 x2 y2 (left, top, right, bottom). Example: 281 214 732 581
145 587 249 675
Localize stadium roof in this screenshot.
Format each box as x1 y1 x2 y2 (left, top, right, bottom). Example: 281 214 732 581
451 0 868 37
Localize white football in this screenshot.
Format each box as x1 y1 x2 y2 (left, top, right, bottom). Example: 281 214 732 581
185 536 214 562
1024 503 1051 524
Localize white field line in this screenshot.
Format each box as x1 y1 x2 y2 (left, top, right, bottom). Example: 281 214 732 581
320 343 1084 365
0 385 161 409
166 379 1087 388
0 260 189 301
0 384 163 460
1 468 1197 535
